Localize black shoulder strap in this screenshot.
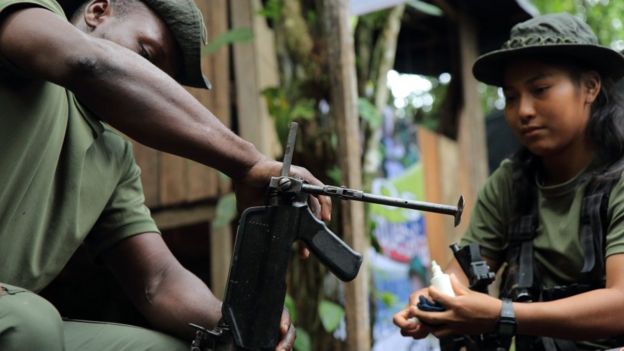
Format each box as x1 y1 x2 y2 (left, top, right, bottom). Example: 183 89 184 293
506 198 539 301
579 173 620 277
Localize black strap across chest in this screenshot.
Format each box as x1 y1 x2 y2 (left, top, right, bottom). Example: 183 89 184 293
505 172 619 300
503 171 622 350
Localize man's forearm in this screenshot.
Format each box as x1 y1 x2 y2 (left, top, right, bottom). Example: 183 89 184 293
0 7 262 180
138 261 223 340
103 234 223 341
65 37 261 180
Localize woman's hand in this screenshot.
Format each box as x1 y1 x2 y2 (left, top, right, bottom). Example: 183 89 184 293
408 274 502 338
393 287 434 339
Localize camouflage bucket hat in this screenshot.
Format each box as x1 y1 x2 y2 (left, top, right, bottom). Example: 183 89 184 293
472 13 624 86
61 0 211 89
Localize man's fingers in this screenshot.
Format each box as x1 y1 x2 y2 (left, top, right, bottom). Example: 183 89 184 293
319 194 332 221
298 243 310 259
280 308 291 334
276 308 296 350
290 165 332 222
308 195 322 219
275 323 296 351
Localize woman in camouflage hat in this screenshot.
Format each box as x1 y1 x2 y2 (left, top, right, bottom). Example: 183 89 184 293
395 12 624 350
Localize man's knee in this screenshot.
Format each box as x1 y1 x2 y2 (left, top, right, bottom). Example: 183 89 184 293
0 284 64 351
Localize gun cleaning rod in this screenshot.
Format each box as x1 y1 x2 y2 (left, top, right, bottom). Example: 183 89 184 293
301 184 464 226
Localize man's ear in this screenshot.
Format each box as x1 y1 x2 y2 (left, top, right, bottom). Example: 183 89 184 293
84 0 113 31
582 70 601 104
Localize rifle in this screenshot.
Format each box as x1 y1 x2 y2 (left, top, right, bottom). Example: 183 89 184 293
191 122 464 351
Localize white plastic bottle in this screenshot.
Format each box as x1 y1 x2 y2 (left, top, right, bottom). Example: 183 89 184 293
430 260 455 297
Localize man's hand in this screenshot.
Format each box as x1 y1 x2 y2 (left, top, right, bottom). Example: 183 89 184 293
233 155 332 221
233 156 331 259
276 308 296 351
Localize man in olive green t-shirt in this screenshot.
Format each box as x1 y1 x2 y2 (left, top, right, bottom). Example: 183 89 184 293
0 0 331 350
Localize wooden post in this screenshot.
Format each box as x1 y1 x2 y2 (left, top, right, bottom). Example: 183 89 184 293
322 1 370 350
456 13 487 240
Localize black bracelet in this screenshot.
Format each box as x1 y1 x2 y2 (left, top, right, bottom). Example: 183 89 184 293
496 298 516 337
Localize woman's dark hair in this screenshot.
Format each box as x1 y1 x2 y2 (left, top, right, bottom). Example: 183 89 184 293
509 56 624 215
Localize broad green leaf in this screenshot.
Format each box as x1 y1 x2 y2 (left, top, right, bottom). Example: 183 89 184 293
294 328 311 351
284 294 297 323
318 300 345 332
203 28 254 55
211 193 237 229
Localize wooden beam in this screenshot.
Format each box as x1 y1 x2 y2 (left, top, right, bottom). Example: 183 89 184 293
322 1 370 350
456 13 487 234
152 203 215 230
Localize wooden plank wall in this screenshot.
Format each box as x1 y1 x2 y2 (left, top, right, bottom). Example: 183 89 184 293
130 0 233 298
231 0 282 159
132 0 230 210
419 13 487 267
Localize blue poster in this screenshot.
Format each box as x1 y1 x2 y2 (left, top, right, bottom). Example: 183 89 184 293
369 117 438 350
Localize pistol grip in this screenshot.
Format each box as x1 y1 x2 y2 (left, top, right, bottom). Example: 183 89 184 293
298 206 363 282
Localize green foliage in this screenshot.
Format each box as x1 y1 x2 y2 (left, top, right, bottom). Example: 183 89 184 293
261 87 316 144
531 0 624 49
318 300 345 332
294 328 311 351
357 97 382 129
211 193 236 229
257 0 282 20
326 166 342 185
202 28 254 55
480 0 624 113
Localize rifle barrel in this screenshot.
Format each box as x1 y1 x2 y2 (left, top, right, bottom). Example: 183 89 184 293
301 184 464 226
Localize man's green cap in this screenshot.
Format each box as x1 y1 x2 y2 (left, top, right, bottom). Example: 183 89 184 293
141 0 211 89
61 0 211 89
473 13 624 86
